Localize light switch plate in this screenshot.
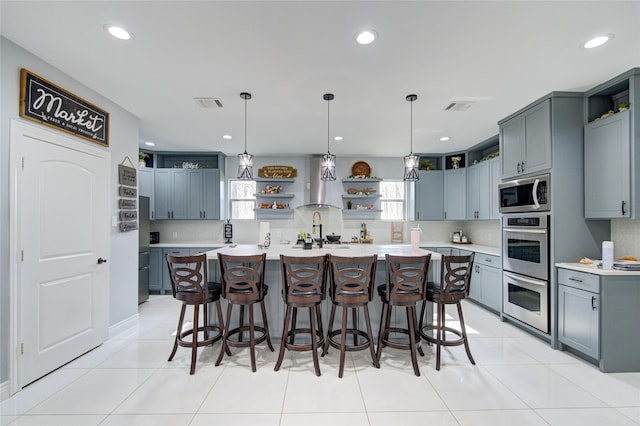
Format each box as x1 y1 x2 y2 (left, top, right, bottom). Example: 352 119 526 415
111 215 118 227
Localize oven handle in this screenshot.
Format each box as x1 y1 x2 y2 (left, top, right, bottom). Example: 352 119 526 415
502 228 547 234
532 178 540 209
503 271 547 287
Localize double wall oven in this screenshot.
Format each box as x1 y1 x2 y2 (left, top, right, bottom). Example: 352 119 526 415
499 174 550 333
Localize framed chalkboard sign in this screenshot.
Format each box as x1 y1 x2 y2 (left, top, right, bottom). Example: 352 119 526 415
19 68 110 147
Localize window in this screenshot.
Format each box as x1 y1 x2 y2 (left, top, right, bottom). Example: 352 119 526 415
229 180 256 219
380 180 405 220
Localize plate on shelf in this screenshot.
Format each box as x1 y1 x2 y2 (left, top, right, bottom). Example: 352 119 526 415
351 161 371 177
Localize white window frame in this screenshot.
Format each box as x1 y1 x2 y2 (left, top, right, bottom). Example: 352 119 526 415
229 179 256 220
380 180 406 220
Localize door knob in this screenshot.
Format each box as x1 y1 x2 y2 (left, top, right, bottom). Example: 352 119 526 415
97 258 108 264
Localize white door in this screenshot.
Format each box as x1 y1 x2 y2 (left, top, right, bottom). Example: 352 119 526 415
12 121 109 387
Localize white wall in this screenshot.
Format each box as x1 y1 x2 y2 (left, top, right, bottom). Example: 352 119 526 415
0 37 140 385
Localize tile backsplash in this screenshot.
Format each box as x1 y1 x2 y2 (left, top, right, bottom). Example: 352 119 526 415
611 219 640 258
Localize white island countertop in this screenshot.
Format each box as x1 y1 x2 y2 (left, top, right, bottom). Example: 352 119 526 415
205 244 441 261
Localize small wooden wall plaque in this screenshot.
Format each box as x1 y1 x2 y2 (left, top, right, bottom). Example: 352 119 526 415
258 165 297 178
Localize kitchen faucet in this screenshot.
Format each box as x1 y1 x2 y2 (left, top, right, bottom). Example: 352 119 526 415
312 210 323 241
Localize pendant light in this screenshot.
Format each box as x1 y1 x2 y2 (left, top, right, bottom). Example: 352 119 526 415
321 93 337 181
403 94 420 181
237 92 254 180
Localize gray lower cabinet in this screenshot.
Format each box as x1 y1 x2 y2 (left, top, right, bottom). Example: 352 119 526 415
468 253 501 312
415 170 444 220
444 168 466 220
584 111 630 218
149 248 163 292
557 267 640 372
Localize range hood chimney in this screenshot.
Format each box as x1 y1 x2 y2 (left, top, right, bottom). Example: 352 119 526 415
303 156 340 209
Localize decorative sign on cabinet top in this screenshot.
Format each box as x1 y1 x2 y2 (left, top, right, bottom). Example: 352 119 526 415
19 69 110 147
258 165 297 178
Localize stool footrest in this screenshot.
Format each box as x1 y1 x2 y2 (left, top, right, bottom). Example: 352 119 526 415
177 325 223 348
420 325 465 346
284 328 325 352
380 327 422 351
225 325 269 348
327 328 373 352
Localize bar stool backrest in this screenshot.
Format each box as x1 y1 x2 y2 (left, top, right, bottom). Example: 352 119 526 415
166 253 209 303
218 253 267 304
438 253 475 302
280 255 328 305
328 254 378 303
384 254 431 306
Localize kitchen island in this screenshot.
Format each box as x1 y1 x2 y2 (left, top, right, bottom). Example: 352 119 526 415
205 244 441 339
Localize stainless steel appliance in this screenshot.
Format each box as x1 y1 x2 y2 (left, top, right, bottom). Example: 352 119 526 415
138 196 151 304
499 173 550 214
502 214 550 333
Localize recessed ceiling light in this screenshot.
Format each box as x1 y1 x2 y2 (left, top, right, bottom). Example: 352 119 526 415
144 141 155 146
334 136 343 141
440 136 450 142
105 25 133 41
355 30 377 45
223 134 233 140
583 34 613 49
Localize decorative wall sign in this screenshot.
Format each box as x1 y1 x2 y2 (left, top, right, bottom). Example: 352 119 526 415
118 164 137 186
258 165 297 178
119 186 137 198
19 69 109 147
119 221 138 232
119 199 137 209
119 211 137 221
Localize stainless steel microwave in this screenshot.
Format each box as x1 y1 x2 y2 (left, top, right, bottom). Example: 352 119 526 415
499 173 550 214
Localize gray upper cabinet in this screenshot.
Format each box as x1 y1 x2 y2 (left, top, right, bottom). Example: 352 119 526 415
466 161 491 220
500 99 551 180
154 168 188 219
187 169 220 220
489 157 501 219
583 68 639 219
444 168 466 220
415 170 444 220
138 167 155 219
585 111 630 218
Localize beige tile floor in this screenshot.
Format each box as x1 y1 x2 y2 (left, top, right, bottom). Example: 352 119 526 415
2 295 640 425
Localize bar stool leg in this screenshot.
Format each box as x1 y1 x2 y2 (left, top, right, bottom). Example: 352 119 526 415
216 303 233 367
290 307 298 345
169 304 186 361
275 304 293 371
363 304 380 369
351 308 358 346
376 301 389 362
457 302 476 365
322 304 337 357
260 300 274 351
339 306 348 378
309 306 321 377
407 305 420 376
215 300 232 356
190 304 199 374
436 303 443 371
248 304 257 372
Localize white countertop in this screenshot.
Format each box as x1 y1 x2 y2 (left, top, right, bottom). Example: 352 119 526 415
150 242 226 249
420 241 501 257
556 262 640 276
205 244 441 261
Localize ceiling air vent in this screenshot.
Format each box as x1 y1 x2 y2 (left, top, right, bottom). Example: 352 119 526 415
444 100 475 112
193 97 223 108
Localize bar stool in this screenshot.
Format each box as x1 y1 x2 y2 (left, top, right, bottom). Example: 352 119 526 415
418 253 475 370
274 255 328 376
166 253 225 375
376 254 431 376
322 254 380 378
216 253 274 372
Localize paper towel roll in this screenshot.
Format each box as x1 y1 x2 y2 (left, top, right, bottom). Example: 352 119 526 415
602 241 614 270
411 227 422 251
259 222 270 246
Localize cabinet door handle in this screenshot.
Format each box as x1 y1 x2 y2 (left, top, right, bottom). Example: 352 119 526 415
202 211 206 219
591 296 597 311
568 277 583 283
444 211 447 219
622 200 627 216
521 161 525 172
485 258 491 263
517 162 521 173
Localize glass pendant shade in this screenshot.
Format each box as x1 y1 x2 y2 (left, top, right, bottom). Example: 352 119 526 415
403 153 420 181
403 93 420 181
321 93 336 181
237 152 253 180
237 92 254 180
321 152 337 181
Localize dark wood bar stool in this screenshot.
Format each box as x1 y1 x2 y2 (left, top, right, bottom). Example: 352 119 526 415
376 254 431 376
274 255 328 376
166 253 225 374
216 253 274 372
322 254 380 378
419 253 475 370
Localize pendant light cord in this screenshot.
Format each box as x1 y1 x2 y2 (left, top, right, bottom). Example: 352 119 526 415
327 99 330 154
244 95 248 155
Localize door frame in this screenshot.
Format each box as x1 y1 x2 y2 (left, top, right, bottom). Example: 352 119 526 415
8 119 111 394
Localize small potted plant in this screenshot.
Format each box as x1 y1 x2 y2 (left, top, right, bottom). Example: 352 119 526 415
420 159 434 170
346 200 352 210
139 152 149 167
618 102 630 112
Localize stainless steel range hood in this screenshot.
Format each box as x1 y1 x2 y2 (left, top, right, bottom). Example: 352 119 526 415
298 156 340 209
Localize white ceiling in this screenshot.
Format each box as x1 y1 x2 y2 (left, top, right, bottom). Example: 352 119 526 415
2 1 639 157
